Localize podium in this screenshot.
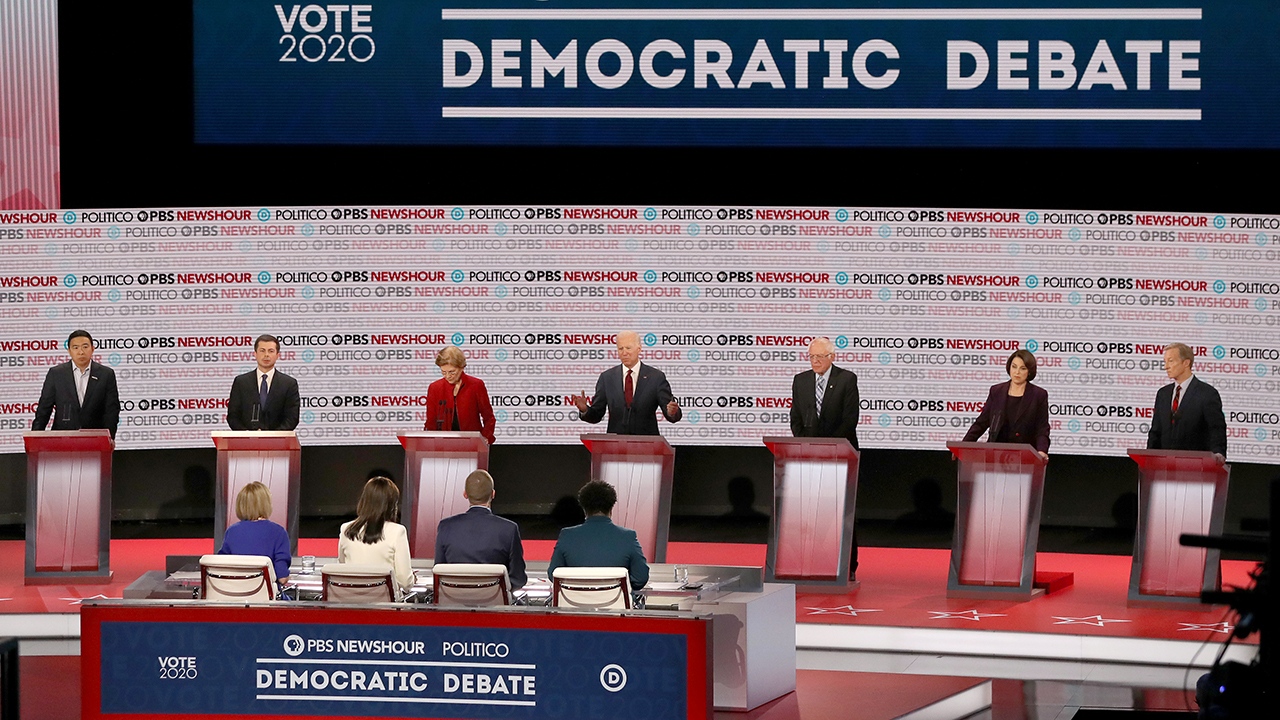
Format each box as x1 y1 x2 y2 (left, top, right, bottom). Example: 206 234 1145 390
24 430 114 584
581 434 675 563
1126 449 1230 609
212 431 301 555
398 431 490 558
946 441 1047 600
762 437 859 592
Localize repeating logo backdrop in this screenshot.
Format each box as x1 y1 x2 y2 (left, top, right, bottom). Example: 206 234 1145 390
2 205 1278 462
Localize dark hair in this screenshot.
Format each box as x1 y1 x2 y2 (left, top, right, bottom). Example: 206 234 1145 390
254 334 280 352
577 480 617 517
344 477 400 545
1006 349 1038 381
68 329 94 346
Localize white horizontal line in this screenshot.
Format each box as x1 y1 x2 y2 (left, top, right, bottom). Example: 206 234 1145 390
257 694 537 706
443 107 1201 121
442 8 1202 21
258 658 536 669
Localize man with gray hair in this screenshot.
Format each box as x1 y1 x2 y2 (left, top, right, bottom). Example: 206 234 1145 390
790 336 860 449
790 335 861 579
434 470 527 588
572 331 681 436
1147 342 1227 462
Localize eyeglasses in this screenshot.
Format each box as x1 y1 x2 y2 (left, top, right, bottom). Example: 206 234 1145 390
807 353 833 360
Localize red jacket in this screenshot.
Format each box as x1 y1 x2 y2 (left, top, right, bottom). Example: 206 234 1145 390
423 372 496 444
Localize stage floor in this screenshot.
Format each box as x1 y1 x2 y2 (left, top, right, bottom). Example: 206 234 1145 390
4 539 1251 719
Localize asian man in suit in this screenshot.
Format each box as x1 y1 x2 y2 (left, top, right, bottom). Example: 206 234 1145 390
32 329 121 438
790 336 860 579
434 470 527 589
572 331 681 436
227 334 300 431
1148 342 1227 462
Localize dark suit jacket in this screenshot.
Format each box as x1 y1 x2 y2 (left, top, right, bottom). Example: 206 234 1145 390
578 363 681 436
963 381 1051 453
31 361 120 438
790 365 860 449
1147 376 1227 456
547 516 650 591
423 373 496 444
434 506 527 589
227 369 300 430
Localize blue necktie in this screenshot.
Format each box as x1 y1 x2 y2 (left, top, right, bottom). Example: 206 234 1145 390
259 374 269 408
816 374 826 415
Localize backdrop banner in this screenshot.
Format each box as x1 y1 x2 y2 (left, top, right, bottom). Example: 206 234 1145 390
2 204 1277 461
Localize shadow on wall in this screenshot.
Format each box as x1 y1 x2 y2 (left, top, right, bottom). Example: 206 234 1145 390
157 465 214 520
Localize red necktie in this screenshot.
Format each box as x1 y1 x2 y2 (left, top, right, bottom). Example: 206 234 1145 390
1171 385 1181 420
625 368 634 407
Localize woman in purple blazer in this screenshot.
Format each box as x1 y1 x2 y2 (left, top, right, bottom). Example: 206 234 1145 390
962 349 1050 459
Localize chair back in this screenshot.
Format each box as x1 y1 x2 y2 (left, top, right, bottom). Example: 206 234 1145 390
200 555 276 601
321 563 397 603
551 567 632 610
431 563 511 606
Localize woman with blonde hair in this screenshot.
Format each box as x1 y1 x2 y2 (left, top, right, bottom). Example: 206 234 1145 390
423 345 496 444
338 476 415 592
217 481 291 581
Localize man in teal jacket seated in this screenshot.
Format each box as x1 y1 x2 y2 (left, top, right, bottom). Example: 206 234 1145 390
547 481 650 591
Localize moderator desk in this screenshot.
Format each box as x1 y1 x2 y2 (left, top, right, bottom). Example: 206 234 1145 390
115 563 795 715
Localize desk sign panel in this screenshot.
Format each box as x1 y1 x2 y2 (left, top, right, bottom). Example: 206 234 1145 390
193 1 1280 147
81 604 711 719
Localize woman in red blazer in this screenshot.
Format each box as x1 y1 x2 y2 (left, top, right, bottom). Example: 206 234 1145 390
424 346 496 444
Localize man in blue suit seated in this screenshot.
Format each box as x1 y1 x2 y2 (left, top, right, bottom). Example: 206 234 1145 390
547 481 649 591
434 470 527 589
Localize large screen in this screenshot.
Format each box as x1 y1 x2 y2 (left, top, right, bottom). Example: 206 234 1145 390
2 204 1278 461
192 1 1280 147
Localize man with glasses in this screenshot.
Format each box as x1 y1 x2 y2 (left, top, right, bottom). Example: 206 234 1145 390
1147 342 1226 462
790 336 861 579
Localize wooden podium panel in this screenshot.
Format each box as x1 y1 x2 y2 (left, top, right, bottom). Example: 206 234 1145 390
1127 449 1229 609
24 430 114 584
762 437 859 592
581 434 675 563
946 441 1046 600
212 431 301 555
399 431 490 558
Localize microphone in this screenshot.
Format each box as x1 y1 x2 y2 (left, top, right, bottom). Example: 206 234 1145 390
251 402 261 430
436 400 445 430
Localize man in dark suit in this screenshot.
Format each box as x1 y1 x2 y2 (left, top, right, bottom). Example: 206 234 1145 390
790 337 860 448
547 481 649 591
434 470 527 589
32 329 120 438
790 336 861 579
227 334 300 430
572 331 681 435
1148 343 1227 461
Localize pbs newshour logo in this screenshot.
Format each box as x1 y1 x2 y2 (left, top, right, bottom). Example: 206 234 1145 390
284 634 305 656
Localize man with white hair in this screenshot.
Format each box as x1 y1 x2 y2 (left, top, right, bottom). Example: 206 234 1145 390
572 331 681 436
790 336 860 448
790 336 861 579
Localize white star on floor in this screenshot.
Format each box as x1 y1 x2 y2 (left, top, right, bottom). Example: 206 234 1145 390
60 595 116 605
1052 615 1132 627
805 605 884 617
927 610 1007 621
1178 622 1233 634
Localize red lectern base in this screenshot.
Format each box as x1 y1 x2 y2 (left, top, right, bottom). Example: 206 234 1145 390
26 569 113 586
